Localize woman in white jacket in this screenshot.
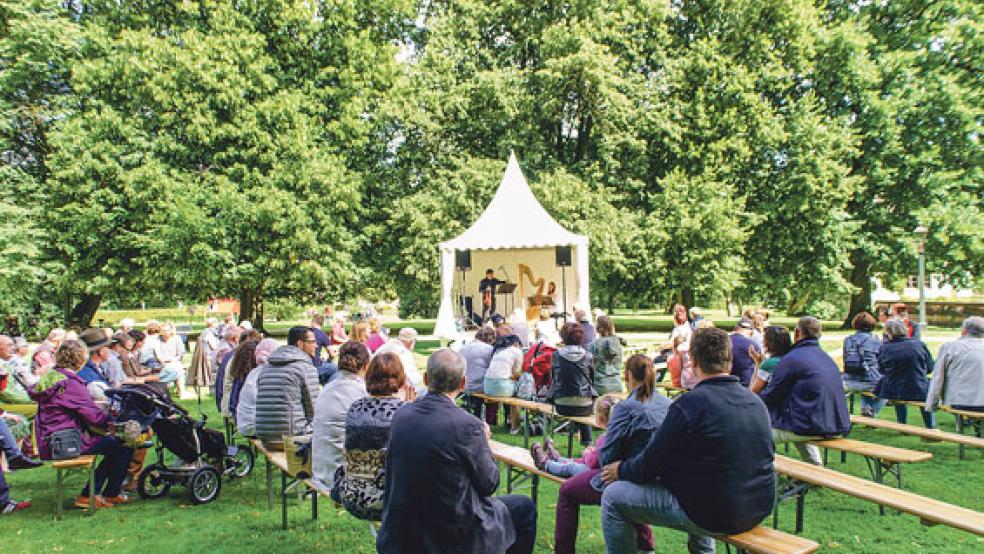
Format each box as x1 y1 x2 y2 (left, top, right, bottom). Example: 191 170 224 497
311 341 370 490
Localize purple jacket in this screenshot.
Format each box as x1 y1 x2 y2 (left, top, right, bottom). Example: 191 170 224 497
29 367 109 460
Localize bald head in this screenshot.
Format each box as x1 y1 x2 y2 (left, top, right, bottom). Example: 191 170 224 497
426 348 466 394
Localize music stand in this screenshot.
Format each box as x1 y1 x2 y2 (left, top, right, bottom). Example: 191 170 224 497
497 282 517 316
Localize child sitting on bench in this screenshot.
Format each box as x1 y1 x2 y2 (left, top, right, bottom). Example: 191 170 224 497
530 394 619 477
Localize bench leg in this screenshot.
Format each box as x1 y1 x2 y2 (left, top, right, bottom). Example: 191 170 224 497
55 468 63 520
311 487 318 521
522 408 530 449
567 424 574 458
281 470 288 531
795 492 804 534
266 456 273 510
873 461 885 516
88 461 95 516
531 474 539 505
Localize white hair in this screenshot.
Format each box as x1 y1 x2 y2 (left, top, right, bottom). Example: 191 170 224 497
884 319 909 340
963 317 984 338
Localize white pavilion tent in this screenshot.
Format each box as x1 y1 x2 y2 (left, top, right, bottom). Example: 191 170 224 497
433 153 590 339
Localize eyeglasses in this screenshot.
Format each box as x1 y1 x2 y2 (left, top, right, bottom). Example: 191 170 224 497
303 339 317 344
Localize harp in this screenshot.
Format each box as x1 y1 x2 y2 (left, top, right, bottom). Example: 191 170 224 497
519 264 554 320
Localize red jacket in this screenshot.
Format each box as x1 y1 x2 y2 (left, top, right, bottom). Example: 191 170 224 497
523 343 556 392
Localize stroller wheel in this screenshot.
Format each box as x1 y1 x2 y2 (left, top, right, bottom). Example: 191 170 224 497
228 446 255 479
188 465 222 504
137 463 172 499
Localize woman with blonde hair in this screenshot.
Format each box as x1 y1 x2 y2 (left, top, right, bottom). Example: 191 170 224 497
350 320 370 345
30 340 134 509
365 318 387 353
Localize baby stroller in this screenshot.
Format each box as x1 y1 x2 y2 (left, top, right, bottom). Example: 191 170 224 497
106 385 255 504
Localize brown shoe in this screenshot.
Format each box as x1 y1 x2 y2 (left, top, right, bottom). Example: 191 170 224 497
103 495 130 505
74 495 112 510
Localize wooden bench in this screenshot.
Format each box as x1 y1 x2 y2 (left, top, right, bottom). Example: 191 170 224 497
471 392 555 447
948 407 983 453
774 454 984 536
489 440 819 554
808 437 931 496
655 381 688 399
250 439 318 530
850 414 984 460
53 455 97 518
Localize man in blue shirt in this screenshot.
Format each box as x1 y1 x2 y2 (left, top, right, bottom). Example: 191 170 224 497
599 327 775 553
729 318 760 386
78 328 114 388
759 317 851 465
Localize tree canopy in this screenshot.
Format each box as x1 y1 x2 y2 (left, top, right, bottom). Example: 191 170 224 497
0 0 980 326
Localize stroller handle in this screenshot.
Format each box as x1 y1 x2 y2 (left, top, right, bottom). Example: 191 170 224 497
105 387 191 417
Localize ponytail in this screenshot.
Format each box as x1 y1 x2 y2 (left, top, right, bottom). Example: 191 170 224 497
625 354 654 402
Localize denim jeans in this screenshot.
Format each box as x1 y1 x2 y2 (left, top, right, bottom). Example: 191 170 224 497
843 378 887 416
158 362 185 384
545 459 589 478
498 494 538 554
772 429 823 466
894 405 936 429
602 480 716 554
484 377 515 397
81 436 135 498
0 418 23 459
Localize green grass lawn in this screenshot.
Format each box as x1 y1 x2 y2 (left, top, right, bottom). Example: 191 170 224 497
2 337 982 552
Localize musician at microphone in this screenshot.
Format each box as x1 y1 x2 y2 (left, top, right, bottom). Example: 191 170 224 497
478 268 504 323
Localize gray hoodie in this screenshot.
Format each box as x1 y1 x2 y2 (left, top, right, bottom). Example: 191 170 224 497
254 345 321 441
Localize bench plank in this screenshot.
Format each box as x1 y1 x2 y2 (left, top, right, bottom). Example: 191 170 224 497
725 526 819 554
52 455 96 470
488 440 565 484
774 455 984 536
850 415 984 449
809 438 932 464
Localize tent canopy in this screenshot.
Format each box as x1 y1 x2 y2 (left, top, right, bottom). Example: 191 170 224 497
434 154 590 339
440 153 588 252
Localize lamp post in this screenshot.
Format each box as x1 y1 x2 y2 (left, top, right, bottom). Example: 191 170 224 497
914 225 928 337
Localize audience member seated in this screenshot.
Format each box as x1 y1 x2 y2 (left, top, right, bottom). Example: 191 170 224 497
668 336 685 387
213 325 243 411
312 341 370 490
484 332 524 433
589 315 624 394
508 309 532 349
30 340 135 509
254 327 321 449
223 338 261 418
366 317 387 353
332 351 407 520
876 319 936 428
730 318 761 387
552 355 667 554
32 328 65 374
113 332 158 383
0 335 33 406
759 317 850 465
156 322 189 398
77 328 117 402
1 417 39 515
576 309 597 347
139 320 163 369
350 320 370 345
840 312 884 416
524 328 557 395
532 394 618 478
309 314 333 368
235 339 278 436
377 349 537 554
461 327 496 421
330 314 349 346
749 326 793 394
549 322 597 446
927 316 984 413
374 328 425 397
600 327 776 553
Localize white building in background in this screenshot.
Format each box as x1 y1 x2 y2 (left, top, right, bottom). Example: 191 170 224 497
871 276 976 303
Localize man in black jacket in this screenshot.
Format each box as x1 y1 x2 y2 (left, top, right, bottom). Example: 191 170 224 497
377 348 537 554
600 328 775 553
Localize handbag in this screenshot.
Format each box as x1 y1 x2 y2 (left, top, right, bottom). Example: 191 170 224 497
49 428 84 460
515 372 536 400
284 434 313 478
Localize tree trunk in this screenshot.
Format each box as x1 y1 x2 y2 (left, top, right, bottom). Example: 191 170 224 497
254 288 265 333
67 293 101 328
681 287 695 310
844 250 872 328
239 287 255 324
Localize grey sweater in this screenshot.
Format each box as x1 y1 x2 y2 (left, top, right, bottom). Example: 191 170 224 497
255 346 321 441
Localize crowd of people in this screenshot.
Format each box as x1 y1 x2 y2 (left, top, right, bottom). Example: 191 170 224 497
1 306 982 554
